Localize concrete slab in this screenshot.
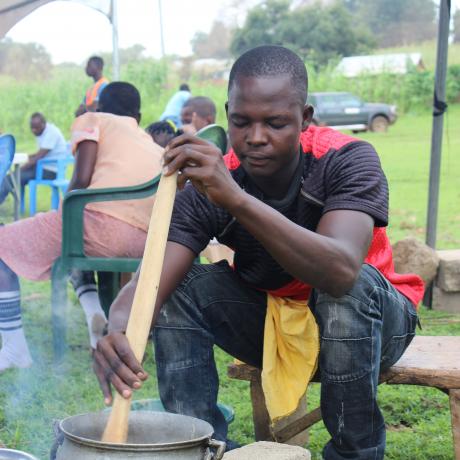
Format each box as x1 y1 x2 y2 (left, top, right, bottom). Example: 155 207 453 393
432 286 460 314
436 250 460 292
223 441 311 460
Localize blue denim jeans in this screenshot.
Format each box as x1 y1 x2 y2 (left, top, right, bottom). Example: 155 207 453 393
153 262 417 459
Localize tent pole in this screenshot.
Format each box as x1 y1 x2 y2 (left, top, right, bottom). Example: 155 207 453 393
158 0 165 57
111 0 120 80
424 0 451 306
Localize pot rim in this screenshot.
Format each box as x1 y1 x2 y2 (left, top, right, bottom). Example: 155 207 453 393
59 411 215 451
0 448 39 459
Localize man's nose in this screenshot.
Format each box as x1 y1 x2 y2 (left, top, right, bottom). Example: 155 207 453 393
247 124 267 145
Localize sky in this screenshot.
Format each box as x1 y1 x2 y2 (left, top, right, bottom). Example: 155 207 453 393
4 0 460 65
5 0 251 64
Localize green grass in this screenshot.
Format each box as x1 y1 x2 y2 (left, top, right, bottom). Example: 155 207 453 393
0 108 459 459
0 284 458 460
353 104 460 249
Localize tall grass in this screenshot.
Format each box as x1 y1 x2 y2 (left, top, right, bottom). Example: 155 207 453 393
2 56 459 150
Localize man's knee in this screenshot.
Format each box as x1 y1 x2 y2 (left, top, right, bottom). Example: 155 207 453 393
311 265 379 381
312 265 380 323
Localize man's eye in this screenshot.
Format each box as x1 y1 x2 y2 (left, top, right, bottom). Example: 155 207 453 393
232 120 248 127
269 123 287 129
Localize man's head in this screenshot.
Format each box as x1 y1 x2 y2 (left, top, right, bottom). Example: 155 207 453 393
30 112 46 136
181 96 216 131
98 82 141 122
226 45 313 181
146 120 177 147
179 83 190 92
86 56 104 78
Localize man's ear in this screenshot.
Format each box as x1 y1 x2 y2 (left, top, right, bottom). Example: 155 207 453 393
301 104 314 132
225 101 229 119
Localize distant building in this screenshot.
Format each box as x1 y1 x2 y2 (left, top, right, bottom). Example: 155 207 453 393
336 53 425 77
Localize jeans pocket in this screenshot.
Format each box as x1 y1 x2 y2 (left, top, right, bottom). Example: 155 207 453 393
321 336 373 383
380 306 417 370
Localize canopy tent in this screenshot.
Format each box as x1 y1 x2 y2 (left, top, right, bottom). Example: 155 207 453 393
0 0 453 303
0 0 119 78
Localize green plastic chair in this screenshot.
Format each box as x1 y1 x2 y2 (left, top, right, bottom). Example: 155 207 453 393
51 125 227 361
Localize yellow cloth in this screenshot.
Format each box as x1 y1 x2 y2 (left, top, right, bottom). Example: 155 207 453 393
261 294 320 422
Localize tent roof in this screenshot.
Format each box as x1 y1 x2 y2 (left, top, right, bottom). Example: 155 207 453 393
0 0 111 38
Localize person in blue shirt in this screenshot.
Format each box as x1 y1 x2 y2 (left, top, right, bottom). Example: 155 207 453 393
160 83 191 128
0 113 69 205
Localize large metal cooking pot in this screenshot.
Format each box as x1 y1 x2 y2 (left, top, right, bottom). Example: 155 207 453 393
55 410 226 459
0 449 38 460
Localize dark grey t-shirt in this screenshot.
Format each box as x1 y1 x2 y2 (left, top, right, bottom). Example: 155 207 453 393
168 139 388 292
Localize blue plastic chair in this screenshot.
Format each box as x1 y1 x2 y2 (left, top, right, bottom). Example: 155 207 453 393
0 134 15 188
22 156 75 216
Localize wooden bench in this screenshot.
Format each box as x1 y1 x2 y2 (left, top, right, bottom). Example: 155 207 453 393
228 335 460 459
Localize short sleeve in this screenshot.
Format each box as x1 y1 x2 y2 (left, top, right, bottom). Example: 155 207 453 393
322 142 389 227
70 112 100 154
168 183 225 254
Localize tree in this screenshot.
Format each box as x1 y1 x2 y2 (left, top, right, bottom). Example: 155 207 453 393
230 0 290 56
344 0 436 47
191 21 233 59
230 0 375 67
0 39 52 79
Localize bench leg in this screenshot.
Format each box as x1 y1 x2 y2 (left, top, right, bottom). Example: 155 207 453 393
249 373 273 441
450 389 460 460
51 260 68 363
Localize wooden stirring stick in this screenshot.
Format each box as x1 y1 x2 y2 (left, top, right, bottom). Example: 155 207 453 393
102 172 177 443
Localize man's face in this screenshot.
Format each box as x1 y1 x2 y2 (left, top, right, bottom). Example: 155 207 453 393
227 75 310 179
181 105 193 126
152 130 175 148
192 113 209 132
30 117 45 136
85 60 97 77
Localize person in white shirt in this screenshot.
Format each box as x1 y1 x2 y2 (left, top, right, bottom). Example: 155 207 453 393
0 113 69 205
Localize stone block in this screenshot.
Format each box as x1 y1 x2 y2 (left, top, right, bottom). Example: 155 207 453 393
223 441 311 460
392 237 439 285
436 250 460 292
432 286 460 314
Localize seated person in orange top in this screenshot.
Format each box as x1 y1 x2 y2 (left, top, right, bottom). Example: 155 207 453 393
75 56 109 117
0 82 163 372
180 96 216 135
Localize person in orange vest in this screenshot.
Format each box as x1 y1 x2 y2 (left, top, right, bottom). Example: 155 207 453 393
75 56 109 117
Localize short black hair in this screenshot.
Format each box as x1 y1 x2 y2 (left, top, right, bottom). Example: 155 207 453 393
145 120 176 137
228 45 308 105
30 112 46 123
98 82 140 118
179 83 190 91
88 56 104 69
183 96 216 119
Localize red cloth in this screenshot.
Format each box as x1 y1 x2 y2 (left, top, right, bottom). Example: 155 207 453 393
223 126 424 307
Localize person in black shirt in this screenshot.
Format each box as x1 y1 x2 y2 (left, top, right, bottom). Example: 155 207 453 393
93 46 421 459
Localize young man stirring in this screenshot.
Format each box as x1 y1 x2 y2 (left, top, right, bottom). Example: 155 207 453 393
93 46 423 460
